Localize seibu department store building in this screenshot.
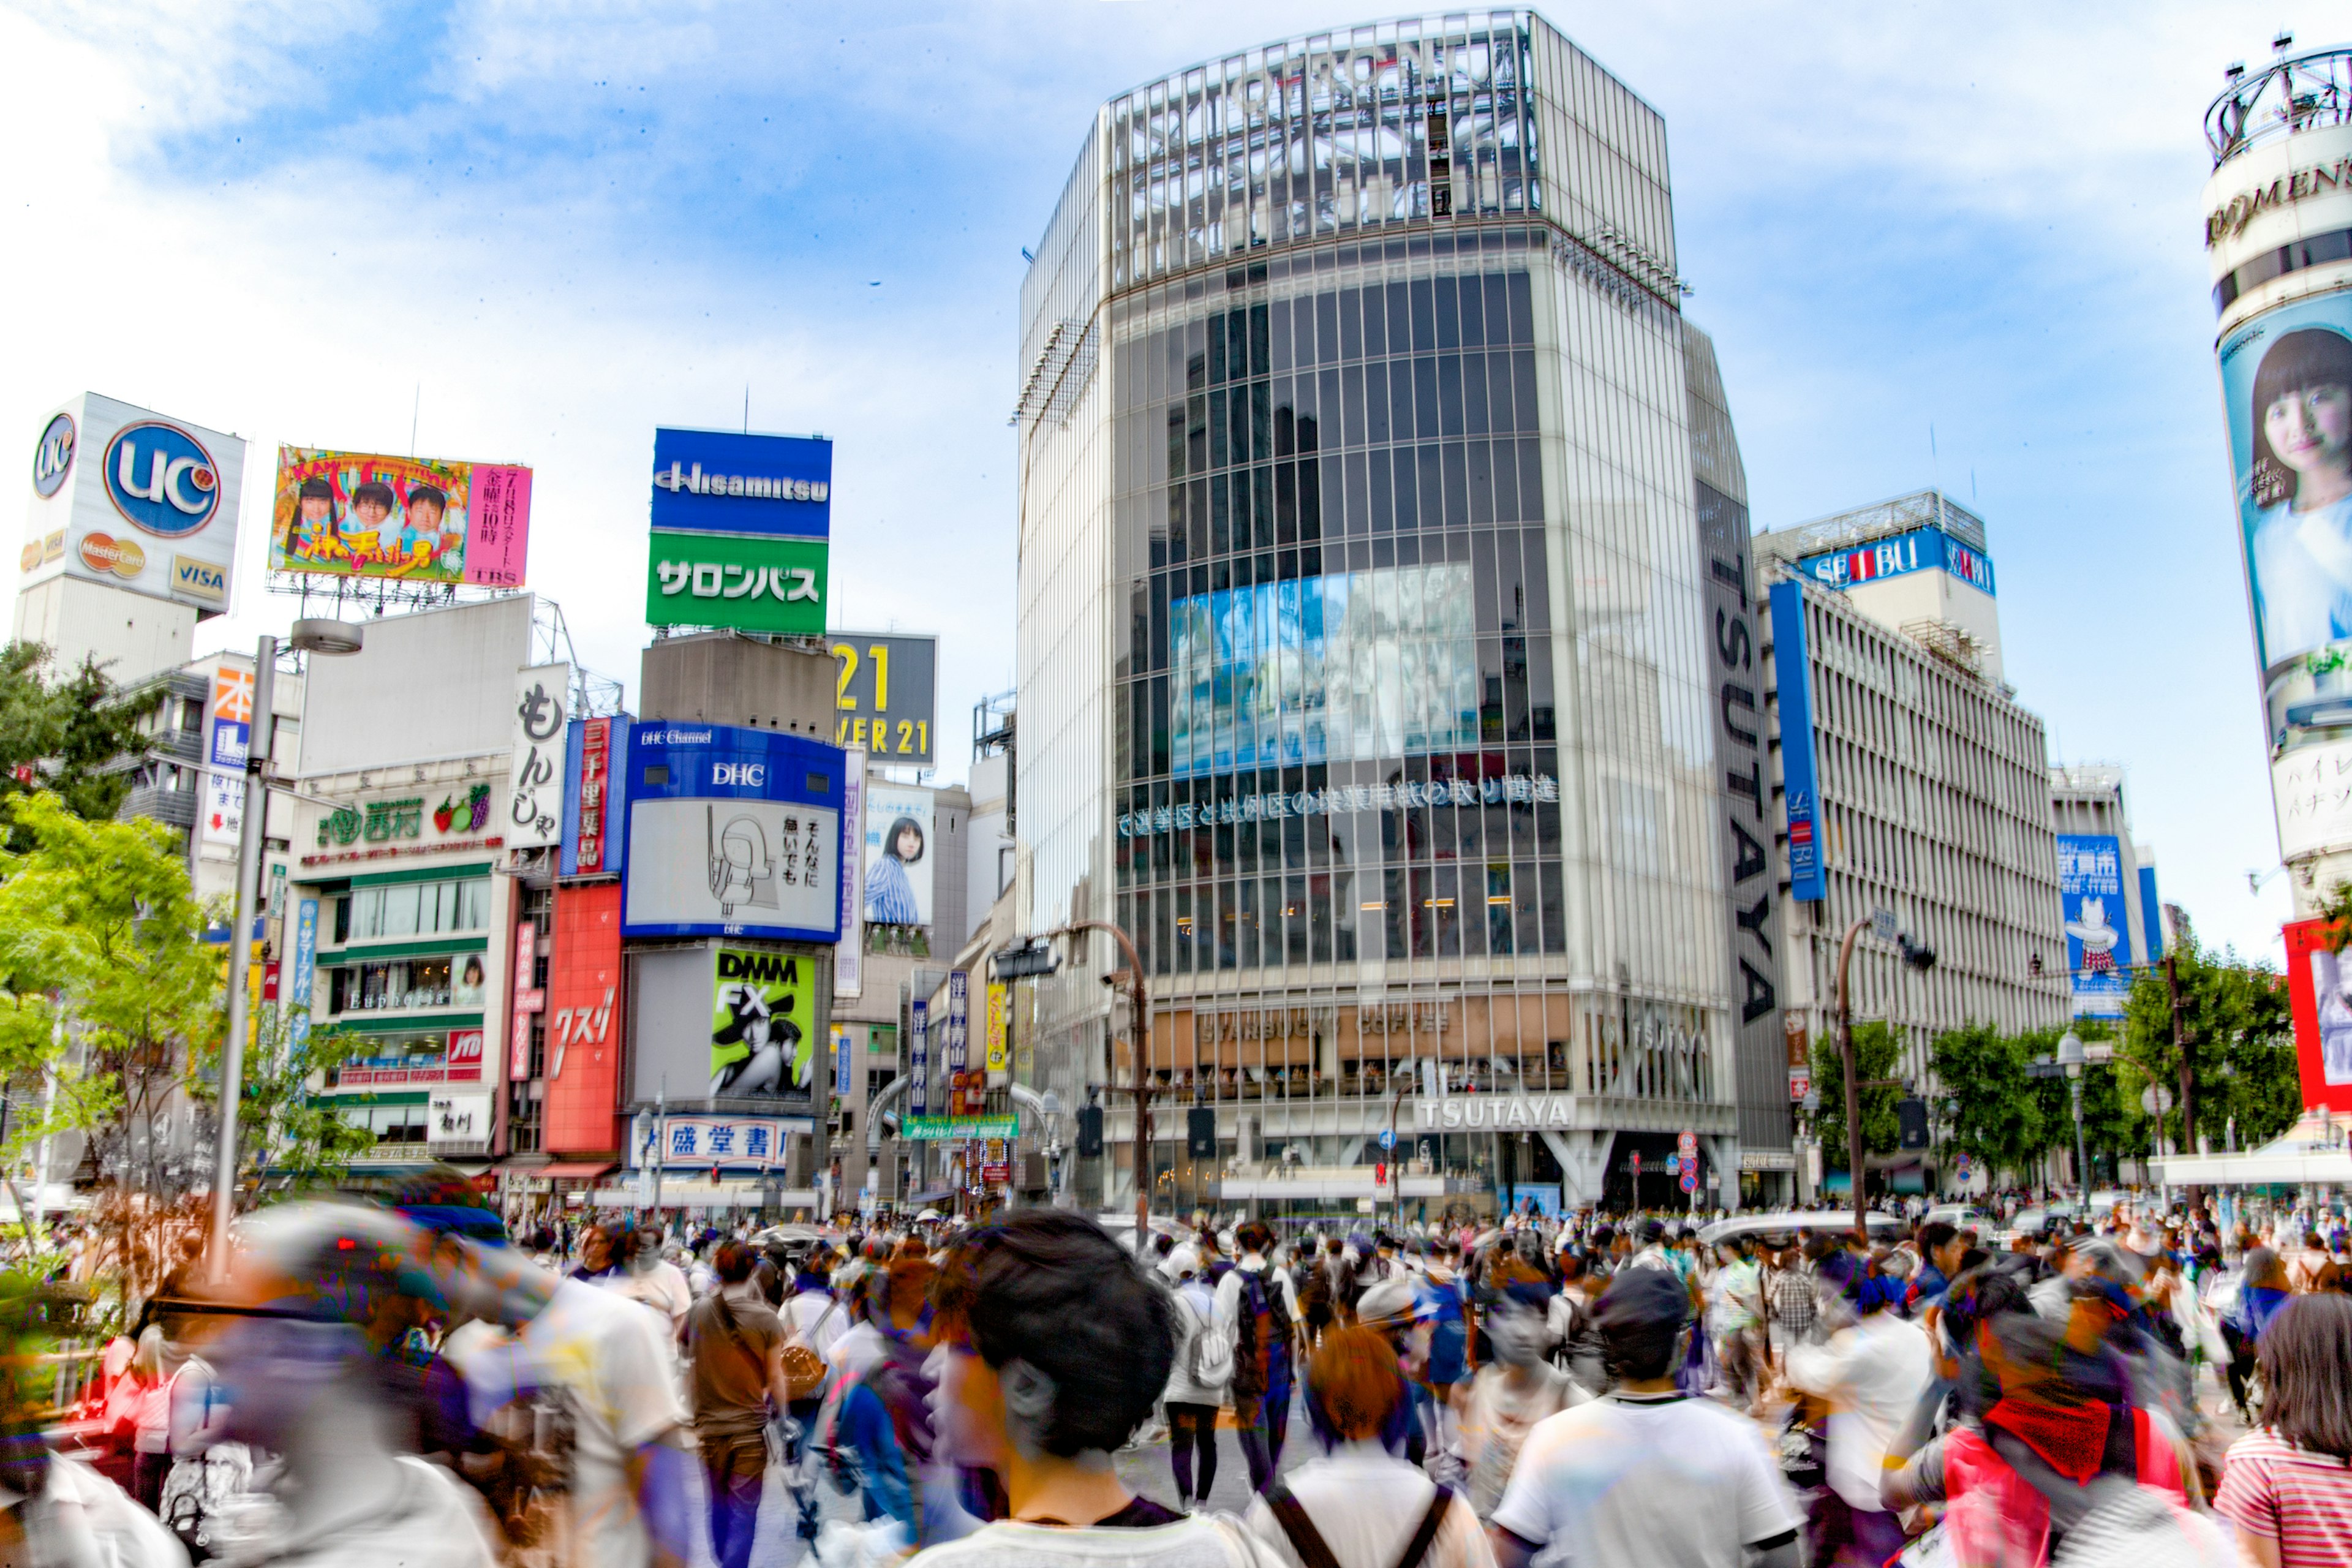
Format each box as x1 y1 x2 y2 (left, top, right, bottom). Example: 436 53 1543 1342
1012 12 1793 1217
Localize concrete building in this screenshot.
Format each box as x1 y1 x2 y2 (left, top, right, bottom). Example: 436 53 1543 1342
1756 493 2071 1126
1014 14 1787 1215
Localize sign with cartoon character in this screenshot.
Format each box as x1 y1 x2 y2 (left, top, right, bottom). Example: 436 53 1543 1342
710 947 819 1103
269 445 532 585
2057 833 2134 1019
620 723 846 943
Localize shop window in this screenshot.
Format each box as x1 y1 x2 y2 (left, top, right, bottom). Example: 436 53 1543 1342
347 877 491 941
327 954 482 1014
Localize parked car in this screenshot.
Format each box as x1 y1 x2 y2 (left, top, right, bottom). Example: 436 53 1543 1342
1697 1209 1905 1251
1923 1204 1993 1234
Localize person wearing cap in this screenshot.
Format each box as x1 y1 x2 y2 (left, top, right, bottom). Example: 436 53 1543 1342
1489 1267 1800 1568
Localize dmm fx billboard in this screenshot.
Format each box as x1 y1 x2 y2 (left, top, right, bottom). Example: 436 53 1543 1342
646 427 831 636
270 447 532 586
1768 580 1826 902
2058 834 2134 1019
1794 527 1996 597
20 393 247 616
831 633 938 766
621 722 846 943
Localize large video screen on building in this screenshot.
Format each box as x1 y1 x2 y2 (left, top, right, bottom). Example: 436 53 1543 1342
1168 563 1478 778
621 724 846 943
2217 293 2352 757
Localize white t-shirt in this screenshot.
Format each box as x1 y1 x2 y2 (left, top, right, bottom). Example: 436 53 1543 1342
1784 1312 1932 1515
446 1280 688 1568
1458 1364 1589 1520
1489 1392 1801 1568
906 1512 1281 1568
1243 1445 1494 1568
604 1259 694 1333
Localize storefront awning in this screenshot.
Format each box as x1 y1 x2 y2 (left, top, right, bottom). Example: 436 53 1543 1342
507 1161 616 1181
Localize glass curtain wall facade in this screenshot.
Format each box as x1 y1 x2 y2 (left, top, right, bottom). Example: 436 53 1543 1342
1017 13 1751 1215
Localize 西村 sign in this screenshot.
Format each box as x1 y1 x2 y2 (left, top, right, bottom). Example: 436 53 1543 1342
831 633 938 766
649 428 832 539
646 530 827 636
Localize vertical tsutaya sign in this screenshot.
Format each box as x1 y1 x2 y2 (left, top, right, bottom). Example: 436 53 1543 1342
508 664 570 850
2057 834 2133 1019
1702 491 1786 1142
203 663 254 848
910 997 929 1114
985 979 1009 1076
289 898 318 1052
509 922 543 1080
835 750 865 1000
1768 579 1825 902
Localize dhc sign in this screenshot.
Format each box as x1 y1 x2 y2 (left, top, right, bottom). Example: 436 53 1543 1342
1796 526 1995 599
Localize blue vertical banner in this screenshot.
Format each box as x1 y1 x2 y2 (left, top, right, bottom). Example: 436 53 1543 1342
2059 834 2133 1018
289 898 318 1051
2138 864 2165 963
1768 580 1826 902
832 1025 853 1096
946 973 969 1072
909 998 929 1114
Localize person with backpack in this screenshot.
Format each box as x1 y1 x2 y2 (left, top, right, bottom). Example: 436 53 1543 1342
1295 1235 1337 1349
1218 1221 1302 1495
684 1241 790 1568
1163 1248 1234 1510
1240 1326 1493 1568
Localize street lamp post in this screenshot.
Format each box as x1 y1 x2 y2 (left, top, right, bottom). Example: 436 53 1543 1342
1834 918 1937 1243
2057 1029 2090 1197
1049 919 1151 1246
207 621 363 1283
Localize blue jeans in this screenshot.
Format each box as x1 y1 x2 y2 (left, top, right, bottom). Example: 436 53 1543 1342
699 1427 767 1568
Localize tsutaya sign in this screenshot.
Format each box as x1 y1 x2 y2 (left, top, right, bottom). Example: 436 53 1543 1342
1417 1095 1580 1130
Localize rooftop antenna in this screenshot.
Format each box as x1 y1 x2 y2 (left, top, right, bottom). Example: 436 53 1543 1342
1929 423 1941 496
744 384 751 435
410 383 421 458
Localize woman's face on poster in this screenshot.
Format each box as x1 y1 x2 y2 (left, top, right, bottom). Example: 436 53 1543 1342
895 824 922 861
2264 382 2352 480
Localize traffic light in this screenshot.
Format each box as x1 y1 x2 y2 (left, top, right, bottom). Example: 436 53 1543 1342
1076 1104 1104 1158
1186 1106 1218 1158
1897 1098 1929 1151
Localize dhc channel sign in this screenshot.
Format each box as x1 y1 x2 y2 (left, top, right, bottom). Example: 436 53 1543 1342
104 421 222 538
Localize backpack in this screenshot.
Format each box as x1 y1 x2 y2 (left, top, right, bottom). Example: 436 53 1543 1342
1297 1259 1335 1322
1182 1285 1234 1389
1232 1267 1293 1396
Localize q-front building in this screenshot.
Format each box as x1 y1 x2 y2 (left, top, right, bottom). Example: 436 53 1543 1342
1012 13 1798 1215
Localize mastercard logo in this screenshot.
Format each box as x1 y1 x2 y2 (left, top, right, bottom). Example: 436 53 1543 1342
78 532 146 579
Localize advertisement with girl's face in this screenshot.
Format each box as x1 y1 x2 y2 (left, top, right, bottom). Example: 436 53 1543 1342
2218 293 2352 752
863 786 934 928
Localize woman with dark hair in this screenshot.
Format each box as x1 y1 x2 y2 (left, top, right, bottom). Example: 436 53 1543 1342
2215 1294 2352 1568
2225 1246 2296 1422
864 816 926 925
2245 326 2352 663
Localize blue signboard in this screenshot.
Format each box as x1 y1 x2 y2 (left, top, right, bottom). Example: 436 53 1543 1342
2058 834 2134 1019
560 712 633 877
649 427 832 540
620 723 848 943
2138 864 2165 963
289 898 318 1051
910 998 929 1115
1769 580 1826 902
103 419 223 538
1795 526 1995 599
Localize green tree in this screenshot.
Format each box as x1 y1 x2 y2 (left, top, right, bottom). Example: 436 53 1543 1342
0 643 152 835
2119 939 2297 1156
2018 1023 2138 1187
1930 1022 2043 1183
1810 1020 1903 1174
187 1002 376 1196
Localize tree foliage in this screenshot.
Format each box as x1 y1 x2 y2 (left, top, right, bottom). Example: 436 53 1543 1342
187 1003 376 1196
1810 1021 1903 1172
1930 1022 2041 1177
2119 938 2297 1154
0 643 151 836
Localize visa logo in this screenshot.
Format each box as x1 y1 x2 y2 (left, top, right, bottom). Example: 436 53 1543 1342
172 556 227 601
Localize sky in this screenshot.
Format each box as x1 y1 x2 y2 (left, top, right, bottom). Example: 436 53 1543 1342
0 1 2334 967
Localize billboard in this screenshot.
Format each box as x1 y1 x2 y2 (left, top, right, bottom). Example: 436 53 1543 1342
645 530 827 635
543 881 624 1152
1768 580 1826 902
560 714 629 878
831 633 938 766
202 663 253 848
835 751 864 999
2284 918 2352 1116
507 665 569 850
269 446 532 586
2275 738 2352 861
1795 526 1996 597
2058 834 2135 1019
620 723 846 942
1167 563 1476 778
649 427 832 539
18 393 246 615
2214 293 2352 758
863 782 935 927
710 946 821 1099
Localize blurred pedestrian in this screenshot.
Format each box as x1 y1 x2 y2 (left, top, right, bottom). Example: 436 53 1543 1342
684 1241 787 1568
2215 1294 2352 1568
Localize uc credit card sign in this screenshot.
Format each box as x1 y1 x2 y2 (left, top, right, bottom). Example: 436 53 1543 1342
649 428 832 540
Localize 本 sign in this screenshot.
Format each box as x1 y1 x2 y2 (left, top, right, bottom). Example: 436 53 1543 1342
831 633 938 767
508 664 570 850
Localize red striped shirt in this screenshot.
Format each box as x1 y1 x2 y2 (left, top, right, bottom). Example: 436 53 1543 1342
2216 1428 2352 1568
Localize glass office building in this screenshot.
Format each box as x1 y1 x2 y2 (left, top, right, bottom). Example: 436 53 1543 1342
1016 13 1787 1214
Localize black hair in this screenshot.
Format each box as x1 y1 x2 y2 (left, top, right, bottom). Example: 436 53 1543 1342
1918 1221 1958 1256
350 481 396 509
2250 327 2352 508
2259 1294 2352 1459
883 815 924 864
298 477 336 502
407 484 448 513
933 1208 1174 1458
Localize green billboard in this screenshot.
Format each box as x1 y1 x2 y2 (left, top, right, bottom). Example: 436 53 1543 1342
646 530 828 635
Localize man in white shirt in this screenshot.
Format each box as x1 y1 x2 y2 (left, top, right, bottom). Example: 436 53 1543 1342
1784 1259 1931 1568
1490 1268 1801 1568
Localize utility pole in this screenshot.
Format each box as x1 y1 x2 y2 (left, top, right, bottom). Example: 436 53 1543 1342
1050 920 1151 1246
209 636 276 1283
2165 953 2202 1210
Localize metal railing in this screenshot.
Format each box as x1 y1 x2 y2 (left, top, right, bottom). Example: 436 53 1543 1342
2207 42 2352 167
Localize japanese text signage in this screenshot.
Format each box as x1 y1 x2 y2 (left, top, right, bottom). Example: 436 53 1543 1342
289 899 318 1052
571 717 616 873
835 752 864 1000
203 663 252 849
646 531 827 636
562 713 630 878
655 1115 793 1167
910 998 929 1115
2058 833 2133 1019
648 427 832 539
831 633 938 766
901 1115 1016 1142
271 445 531 586
1768 580 1826 902
507 664 570 850
510 922 543 1080
985 979 1009 1075
620 723 845 943
946 971 969 1074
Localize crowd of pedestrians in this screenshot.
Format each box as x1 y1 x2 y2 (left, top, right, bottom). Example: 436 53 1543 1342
2 1189 2351 1567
